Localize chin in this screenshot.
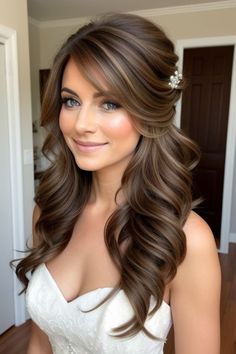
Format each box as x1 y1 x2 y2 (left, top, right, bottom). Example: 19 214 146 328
74 158 101 172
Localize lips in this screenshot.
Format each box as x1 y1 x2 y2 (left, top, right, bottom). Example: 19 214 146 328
73 139 107 146
73 139 108 152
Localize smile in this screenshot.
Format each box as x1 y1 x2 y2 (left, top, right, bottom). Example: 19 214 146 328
73 139 108 152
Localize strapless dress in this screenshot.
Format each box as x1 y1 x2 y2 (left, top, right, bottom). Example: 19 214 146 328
26 263 172 353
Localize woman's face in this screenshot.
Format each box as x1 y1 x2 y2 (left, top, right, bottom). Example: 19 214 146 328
59 58 140 173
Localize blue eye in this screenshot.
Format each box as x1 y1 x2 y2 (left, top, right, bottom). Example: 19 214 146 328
102 101 121 111
61 97 80 108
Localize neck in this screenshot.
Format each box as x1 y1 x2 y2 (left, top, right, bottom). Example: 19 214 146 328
88 163 129 210
89 172 123 210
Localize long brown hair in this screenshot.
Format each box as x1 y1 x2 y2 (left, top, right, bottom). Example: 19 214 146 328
14 13 200 340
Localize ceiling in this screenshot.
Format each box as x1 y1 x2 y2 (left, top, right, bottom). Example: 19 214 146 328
27 0 225 21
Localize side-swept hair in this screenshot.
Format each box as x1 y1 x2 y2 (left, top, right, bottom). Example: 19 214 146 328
14 13 200 340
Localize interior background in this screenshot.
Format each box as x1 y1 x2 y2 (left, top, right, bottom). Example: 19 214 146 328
28 1 236 242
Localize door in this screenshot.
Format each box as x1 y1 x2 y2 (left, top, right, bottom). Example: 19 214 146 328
0 42 15 333
181 46 234 239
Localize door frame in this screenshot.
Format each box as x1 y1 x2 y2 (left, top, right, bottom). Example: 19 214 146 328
175 36 236 254
0 25 26 324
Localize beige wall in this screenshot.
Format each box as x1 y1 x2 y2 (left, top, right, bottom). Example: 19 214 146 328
38 7 236 68
151 8 236 40
29 5 236 236
0 0 34 242
29 22 40 126
39 25 78 69
29 21 46 168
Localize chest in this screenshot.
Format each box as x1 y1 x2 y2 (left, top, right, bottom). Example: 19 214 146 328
46 211 122 302
26 264 172 354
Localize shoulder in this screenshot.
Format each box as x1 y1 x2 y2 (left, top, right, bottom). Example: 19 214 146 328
182 210 218 260
171 210 220 290
169 211 221 353
33 203 41 223
32 203 41 247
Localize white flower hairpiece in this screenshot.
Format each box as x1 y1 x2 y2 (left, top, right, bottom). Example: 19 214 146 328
168 70 183 89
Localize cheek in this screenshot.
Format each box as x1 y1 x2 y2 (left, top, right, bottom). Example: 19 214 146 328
59 110 73 135
106 115 138 140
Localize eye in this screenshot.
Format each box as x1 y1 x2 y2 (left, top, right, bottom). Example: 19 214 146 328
61 97 80 108
102 101 121 111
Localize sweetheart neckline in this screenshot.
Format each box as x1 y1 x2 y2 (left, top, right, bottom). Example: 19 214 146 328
41 263 171 310
42 263 119 305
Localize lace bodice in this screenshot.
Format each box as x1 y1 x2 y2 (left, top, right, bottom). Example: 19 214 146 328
26 263 172 354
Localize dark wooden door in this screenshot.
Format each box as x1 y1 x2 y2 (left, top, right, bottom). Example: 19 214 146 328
181 46 234 237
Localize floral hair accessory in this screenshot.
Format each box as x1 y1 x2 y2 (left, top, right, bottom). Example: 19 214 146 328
168 70 183 89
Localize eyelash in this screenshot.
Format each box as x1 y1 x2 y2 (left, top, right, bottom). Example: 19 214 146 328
101 100 121 111
61 96 121 112
61 97 80 108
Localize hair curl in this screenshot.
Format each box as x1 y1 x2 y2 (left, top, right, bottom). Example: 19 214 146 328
14 13 200 340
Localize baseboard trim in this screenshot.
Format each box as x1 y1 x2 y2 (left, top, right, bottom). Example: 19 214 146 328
229 233 236 243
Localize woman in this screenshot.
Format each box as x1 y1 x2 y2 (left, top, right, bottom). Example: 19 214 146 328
15 13 221 354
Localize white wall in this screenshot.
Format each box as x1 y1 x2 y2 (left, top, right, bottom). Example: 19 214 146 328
0 0 34 247
29 4 236 236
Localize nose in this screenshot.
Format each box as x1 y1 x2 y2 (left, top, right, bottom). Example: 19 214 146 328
74 104 97 134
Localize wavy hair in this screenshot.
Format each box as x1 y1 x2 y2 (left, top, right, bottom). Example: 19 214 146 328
14 13 200 340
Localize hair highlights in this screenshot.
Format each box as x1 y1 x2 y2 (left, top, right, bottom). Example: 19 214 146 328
14 13 200 340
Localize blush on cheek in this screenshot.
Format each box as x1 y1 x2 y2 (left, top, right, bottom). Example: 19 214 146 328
107 116 136 137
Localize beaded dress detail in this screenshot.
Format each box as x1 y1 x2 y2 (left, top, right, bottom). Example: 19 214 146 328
26 263 172 354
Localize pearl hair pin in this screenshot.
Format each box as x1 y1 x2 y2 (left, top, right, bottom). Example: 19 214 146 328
168 70 183 89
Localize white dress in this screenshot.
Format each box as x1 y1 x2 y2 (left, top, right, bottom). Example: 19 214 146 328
26 263 172 354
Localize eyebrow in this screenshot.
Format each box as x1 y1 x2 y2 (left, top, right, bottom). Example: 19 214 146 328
61 87 115 98
61 87 78 96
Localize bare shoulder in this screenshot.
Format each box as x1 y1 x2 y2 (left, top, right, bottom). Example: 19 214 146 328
32 203 41 247
169 211 221 354
182 210 218 257
33 203 41 224
171 210 220 289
